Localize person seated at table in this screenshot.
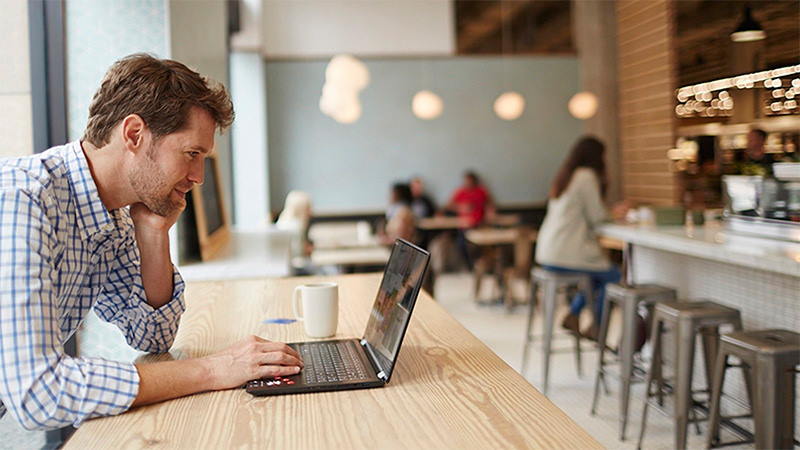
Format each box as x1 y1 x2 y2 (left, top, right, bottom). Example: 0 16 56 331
276 190 313 262
442 170 495 270
380 183 416 244
409 176 436 219
535 136 624 340
0 54 303 431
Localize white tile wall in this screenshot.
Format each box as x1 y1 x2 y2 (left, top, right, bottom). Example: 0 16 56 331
0 0 33 158
0 94 33 158
0 0 31 95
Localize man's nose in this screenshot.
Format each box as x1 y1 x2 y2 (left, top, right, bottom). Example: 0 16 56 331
188 159 205 185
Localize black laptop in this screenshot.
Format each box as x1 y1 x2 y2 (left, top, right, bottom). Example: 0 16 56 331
245 239 430 396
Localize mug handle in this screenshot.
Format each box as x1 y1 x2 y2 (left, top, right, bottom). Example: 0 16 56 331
292 286 304 321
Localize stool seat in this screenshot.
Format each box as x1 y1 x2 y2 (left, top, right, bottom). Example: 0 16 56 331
720 329 800 355
655 300 740 320
606 283 676 302
531 267 588 283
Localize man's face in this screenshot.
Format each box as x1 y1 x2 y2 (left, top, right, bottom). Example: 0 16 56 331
410 179 423 197
129 107 216 216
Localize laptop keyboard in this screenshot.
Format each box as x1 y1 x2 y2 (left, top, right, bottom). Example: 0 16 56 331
300 341 370 384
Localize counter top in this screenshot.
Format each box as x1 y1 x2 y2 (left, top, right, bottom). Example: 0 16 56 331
597 223 800 277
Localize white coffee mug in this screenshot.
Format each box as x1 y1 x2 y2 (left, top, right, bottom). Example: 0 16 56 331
292 282 338 338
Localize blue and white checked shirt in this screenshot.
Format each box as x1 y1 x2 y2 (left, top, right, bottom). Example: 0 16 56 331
0 141 186 430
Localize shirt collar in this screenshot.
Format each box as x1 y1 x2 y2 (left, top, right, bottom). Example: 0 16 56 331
65 141 119 240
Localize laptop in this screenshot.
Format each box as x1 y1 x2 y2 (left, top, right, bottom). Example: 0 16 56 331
245 238 430 396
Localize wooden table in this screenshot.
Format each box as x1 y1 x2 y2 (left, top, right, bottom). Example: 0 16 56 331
65 274 600 449
417 213 520 231
310 246 391 268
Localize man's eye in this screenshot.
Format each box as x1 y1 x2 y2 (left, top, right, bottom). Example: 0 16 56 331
188 152 200 158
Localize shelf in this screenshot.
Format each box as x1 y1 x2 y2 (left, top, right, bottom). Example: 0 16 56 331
677 116 800 137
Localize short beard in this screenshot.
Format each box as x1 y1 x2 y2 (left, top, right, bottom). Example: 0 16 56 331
128 143 183 216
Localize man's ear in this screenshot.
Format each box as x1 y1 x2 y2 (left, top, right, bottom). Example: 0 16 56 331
120 114 148 153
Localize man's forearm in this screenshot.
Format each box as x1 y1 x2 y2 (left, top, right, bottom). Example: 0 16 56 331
132 358 214 407
135 229 174 309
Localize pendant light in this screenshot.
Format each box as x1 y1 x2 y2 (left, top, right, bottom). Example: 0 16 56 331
568 91 598 119
412 90 444 120
319 54 369 124
730 6 765 42
494 0 525 121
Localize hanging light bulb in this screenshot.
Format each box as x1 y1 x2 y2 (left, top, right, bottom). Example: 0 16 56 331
319 54 369 124
493 91 525 120
568 91 599 119
412 90 443 120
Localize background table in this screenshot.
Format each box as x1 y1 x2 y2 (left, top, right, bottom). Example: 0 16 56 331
65 274 600 449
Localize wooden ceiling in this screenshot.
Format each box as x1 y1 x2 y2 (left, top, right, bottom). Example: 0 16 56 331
455 0 574 54
675 0 800 86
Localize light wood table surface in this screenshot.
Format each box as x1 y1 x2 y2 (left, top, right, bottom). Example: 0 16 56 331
417 213 520 231
465 227 538 246
65 274 600 449
310 246 390 267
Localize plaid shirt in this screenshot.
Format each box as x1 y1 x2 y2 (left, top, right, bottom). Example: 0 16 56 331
0 142 186 430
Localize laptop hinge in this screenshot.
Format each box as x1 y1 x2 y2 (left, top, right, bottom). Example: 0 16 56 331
360 339 388 381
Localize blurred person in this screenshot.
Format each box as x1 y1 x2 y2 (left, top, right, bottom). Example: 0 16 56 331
443 170 495 270
737 129 774 176
409 176 436 219
535 136 622 340
0 54 302 431
444 170 495 228
381 183 416 244
276 190 313 260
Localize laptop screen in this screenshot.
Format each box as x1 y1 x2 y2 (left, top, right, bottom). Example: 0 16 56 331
362 239 429 381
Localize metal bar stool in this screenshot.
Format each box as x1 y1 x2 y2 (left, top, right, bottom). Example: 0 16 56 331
590 283 677 440
707 329 800 449
522 267 593 394
637 300 744 450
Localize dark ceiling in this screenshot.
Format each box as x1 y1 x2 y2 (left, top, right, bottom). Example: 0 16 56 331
675 0 800 86
455 0 574 54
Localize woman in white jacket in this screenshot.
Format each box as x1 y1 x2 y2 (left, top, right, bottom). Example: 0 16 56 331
535 136 621 339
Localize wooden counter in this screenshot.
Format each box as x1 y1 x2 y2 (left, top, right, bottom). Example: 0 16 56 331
65 274 600 449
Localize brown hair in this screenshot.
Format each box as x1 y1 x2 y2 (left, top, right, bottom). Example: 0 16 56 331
83 53 234 147
549 136 607 199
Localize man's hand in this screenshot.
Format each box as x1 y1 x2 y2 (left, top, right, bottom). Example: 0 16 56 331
130 202 182 233
132 336 304 407
130 202 183 309
202 335 304 390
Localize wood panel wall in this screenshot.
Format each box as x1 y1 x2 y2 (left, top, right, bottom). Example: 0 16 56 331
616 0 678 205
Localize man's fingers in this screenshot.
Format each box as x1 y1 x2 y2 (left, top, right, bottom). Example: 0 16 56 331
258 342 302 362
260 351 303 368
258 364 302 378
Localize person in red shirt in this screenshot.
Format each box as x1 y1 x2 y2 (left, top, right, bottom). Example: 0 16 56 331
445 171 495 228
443 171 495 269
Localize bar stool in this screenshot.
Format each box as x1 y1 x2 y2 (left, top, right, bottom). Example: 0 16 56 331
522 267 593 394
707 329 800 449
637 300 744 450
589 283 677 440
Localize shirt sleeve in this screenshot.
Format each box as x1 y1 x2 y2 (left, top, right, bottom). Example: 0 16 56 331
93 232 186 354
576 169 608 226
0 190 139 430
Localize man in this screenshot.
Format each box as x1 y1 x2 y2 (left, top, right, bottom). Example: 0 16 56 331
0 54 302 431
737 128 774 176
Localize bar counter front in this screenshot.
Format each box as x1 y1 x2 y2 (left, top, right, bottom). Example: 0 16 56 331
64 274 600 449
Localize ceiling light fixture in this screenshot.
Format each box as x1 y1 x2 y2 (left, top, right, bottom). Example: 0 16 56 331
730 6 766 42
